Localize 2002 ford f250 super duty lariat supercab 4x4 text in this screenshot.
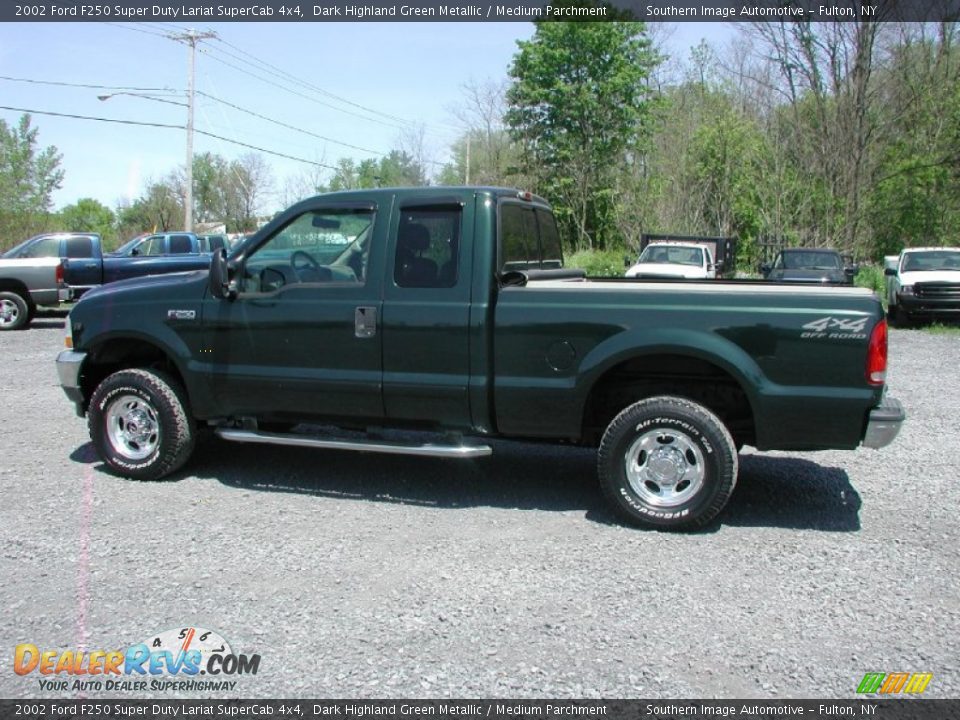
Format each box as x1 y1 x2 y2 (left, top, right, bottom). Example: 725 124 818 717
56 187 905 529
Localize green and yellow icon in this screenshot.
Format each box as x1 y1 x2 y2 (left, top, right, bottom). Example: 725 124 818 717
857 672 933 694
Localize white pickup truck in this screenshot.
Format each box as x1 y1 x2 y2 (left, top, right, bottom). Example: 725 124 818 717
884 247 960 324
0 256 69 330
625 241 717 279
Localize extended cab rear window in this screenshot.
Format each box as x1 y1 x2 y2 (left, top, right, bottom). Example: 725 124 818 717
499 202 563 272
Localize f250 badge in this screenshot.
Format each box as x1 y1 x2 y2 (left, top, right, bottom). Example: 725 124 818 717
167 309 197 321
801 316 868 339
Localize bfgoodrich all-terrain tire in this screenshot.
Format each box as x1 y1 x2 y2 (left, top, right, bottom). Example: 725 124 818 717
598 396 738 530
0 291 30 331
88 368 196 481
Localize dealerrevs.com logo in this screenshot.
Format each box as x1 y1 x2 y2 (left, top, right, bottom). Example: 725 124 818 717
14 627 260 692
856 672 933 694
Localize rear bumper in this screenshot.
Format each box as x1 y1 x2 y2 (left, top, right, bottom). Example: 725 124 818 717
862 396 905 449
56 350 87 417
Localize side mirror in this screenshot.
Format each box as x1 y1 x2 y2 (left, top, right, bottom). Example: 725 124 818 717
884 267 897 276
209 248 232 299
845 265 859 277
624 255 632 268
130 247 140 257
760 262 771 275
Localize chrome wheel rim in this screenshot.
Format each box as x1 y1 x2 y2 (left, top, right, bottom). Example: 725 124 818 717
625 427 705 507
0 299 20 327
105 394 160 460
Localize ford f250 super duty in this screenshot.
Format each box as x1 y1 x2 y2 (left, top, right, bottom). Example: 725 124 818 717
55 187 905 529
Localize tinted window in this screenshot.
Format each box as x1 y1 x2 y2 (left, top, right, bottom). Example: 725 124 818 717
169 235 193 254
395 207 461 289
500 203 538 271
65 237 94 259
537 209 563 269
20 237 60 259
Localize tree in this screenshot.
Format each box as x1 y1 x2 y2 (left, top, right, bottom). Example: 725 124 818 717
505 15 659 250
0 114 64 246
117 176 183 240
58 198 116 244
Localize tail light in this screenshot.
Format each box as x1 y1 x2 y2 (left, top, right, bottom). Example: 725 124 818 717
56 261 65 286
866 319 888 386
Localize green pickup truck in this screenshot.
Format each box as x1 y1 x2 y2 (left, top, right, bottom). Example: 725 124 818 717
56 187 904 529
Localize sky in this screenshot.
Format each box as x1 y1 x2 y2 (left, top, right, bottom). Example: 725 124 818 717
0 21 736 215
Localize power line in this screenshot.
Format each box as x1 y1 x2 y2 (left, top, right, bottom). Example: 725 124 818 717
0 105 336 169
0 74 177 93
102 22 172 40
197 90 383 156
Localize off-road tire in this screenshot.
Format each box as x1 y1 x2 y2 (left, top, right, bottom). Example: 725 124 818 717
88 368 195 481
0 291 30 331
597 396 738 530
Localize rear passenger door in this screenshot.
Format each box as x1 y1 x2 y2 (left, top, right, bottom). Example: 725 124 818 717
382 198 474 428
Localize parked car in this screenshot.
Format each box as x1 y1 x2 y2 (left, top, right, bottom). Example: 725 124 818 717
57 187 903 531
638 233 737 277
3 231 214 298
761 248 858 285
0 256 68 330
884 247 960 324
625 241 717 279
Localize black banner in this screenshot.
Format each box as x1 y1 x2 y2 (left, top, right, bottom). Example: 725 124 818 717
3 0 960 23
2 700 959 720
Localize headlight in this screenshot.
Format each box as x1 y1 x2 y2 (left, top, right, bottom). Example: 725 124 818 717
900 285 914 295
64 315 73 349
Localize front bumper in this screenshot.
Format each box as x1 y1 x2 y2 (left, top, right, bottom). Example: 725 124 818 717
899 293 960 316
862 396 905 449
56 350 87 417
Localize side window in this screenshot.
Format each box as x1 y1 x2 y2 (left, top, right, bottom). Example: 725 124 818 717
20 237 60 259
243 207 374 293
500 203 538 272
65 237 94 259
138 236 165 256
394 207 461 289
169 235 193 254
500 203 564 272
536 209 563 269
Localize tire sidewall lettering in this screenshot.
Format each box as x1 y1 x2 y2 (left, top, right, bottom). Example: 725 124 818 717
95 381 163 471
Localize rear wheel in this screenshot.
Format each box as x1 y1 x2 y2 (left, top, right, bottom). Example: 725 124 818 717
88 368 195 480
0 291 30 331
597 396 738 530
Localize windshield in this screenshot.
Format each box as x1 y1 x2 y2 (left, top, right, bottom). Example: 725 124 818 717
902 250 960 272
1 235 42 258
638 245 704 266
780 251 841 271
111 234 149 256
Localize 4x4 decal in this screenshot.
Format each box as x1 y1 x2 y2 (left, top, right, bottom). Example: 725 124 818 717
801 316 869 338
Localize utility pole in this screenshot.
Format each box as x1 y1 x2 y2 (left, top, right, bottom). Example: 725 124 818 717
169 29 216 231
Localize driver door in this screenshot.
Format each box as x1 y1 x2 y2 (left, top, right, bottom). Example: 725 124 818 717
202 200 385 423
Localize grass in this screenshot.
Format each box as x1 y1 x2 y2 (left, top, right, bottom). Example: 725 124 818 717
565 249 629 277
925 322 960 336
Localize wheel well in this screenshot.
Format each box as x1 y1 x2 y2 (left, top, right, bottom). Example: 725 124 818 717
582 354 755 448
0 280 34 308
80 339 186 409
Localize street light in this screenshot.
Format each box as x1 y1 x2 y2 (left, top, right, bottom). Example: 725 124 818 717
97 92 187 108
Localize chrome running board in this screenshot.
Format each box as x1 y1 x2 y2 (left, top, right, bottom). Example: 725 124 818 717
215 428 492 459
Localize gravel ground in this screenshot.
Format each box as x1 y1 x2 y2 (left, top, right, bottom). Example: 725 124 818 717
1 311 958 700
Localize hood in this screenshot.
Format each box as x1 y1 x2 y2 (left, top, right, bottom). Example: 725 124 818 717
900 270 960 285
79 269 208 303
626 262 707 279
769 268 847 284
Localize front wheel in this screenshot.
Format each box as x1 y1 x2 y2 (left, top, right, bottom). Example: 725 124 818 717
88 368 196 480
597 396 738 530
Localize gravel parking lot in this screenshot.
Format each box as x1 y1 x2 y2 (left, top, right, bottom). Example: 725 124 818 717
1 311 958 700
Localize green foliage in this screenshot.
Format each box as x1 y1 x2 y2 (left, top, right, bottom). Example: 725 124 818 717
926 322 960 336
854 264 886 302
565 248 628 277
57 198 116 245
328 151 426 191
0 114 64 248
505 17 658 251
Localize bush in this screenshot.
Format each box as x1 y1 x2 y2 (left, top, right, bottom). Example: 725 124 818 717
566 249 629 277
855 264 886 303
